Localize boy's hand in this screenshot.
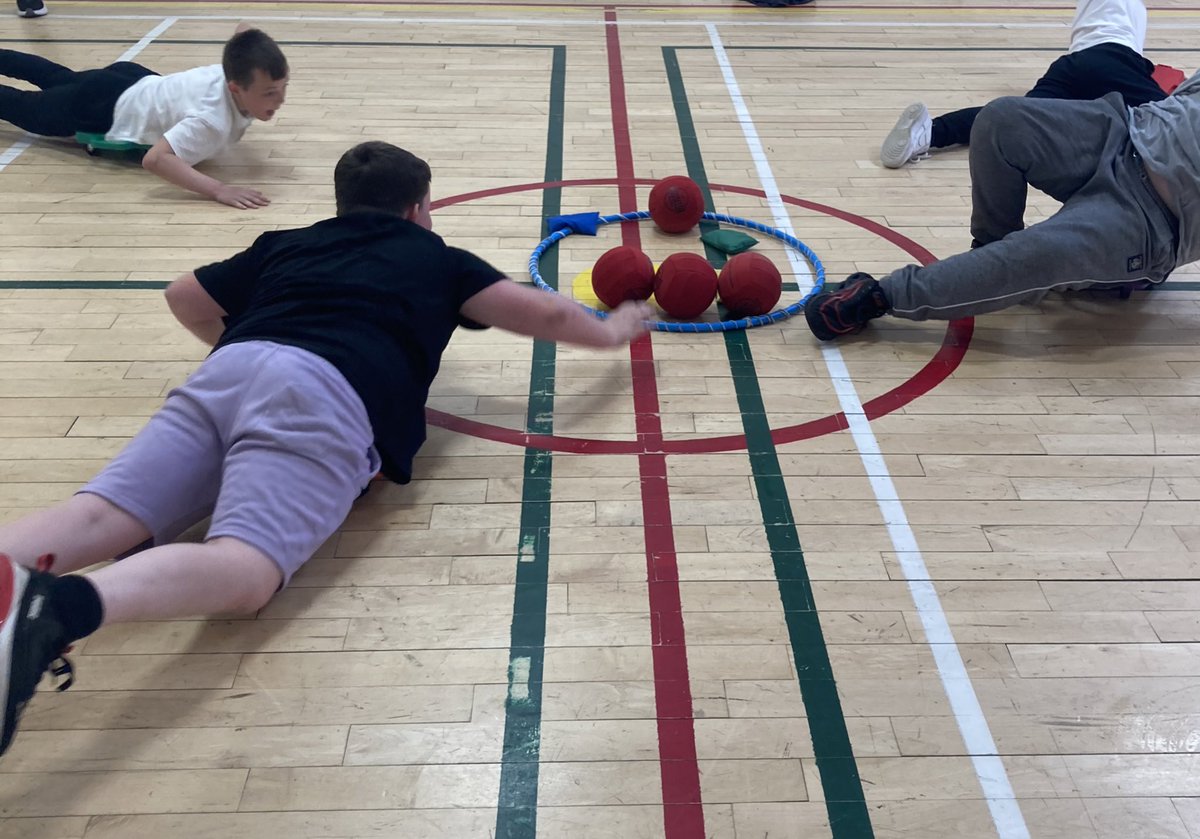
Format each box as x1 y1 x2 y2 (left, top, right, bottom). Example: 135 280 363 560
604 300 654 345
215 185 271 210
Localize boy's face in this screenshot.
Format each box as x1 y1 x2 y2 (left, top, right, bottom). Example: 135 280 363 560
407 188 433 231
228 69 289 121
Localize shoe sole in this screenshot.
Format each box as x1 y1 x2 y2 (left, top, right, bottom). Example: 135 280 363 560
17 9 47 16
0 559 30 754
880 103 928 169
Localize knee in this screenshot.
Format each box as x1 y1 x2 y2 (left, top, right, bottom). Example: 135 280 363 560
971 96 1026 146
76 492 151 540
205 537 282 613
77 492 130 526
229 583 277 615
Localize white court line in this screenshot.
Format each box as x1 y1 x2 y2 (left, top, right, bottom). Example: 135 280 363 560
707 21 1032 839
117 15 179 60
41 12 1097 30
0 139 32 172
706 28 812 290
0 16 178 175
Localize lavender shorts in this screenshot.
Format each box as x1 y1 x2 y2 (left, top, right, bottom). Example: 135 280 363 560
83 341 380 585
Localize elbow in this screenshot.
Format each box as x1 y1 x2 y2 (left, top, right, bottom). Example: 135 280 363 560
163 281 182 318
142 145 166 173
164 278 193 323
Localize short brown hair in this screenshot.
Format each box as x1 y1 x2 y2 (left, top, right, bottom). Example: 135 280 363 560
335 142 432 217
223 29 288 87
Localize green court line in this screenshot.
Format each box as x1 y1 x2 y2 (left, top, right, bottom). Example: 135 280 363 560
0 38 552 48
669 44 1200 53
9 278 1200 291
0 281 169 289
495 44 565 839
664 46 876 838
11 37 1200 54
2 278 1194 292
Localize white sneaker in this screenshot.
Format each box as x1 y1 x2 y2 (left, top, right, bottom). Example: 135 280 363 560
881 102 932 169
15 0 47 16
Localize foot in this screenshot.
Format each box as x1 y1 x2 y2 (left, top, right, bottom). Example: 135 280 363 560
881 102 932 168
15 0 47 16
0 555 73 755
804 273 890 341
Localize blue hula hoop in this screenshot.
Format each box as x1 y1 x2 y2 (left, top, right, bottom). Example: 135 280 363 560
527 210 825 333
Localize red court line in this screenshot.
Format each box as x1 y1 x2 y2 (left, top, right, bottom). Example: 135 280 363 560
428 177 972 455
605 6 705 837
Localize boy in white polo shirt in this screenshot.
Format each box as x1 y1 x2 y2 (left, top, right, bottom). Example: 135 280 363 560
881 0 1169 168
0 26 288 209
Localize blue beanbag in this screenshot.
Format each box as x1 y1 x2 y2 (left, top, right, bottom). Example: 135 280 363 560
546 212 602 236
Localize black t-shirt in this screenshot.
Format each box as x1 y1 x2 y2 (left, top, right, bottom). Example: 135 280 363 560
194 211 506 483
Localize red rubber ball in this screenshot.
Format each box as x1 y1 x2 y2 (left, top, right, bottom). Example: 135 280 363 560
654 252 718 320
591 246 655 308
648 176 705 234
717 252 783 316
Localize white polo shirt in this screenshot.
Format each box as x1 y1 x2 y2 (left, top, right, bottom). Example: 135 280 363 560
1069 0 1148 55
105 64 254 165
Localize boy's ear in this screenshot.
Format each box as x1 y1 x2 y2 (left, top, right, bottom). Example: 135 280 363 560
400 202 421 221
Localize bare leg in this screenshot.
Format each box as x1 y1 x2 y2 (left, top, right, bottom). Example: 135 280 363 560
86 536 282 624
0 492 149 573
0 535 281 756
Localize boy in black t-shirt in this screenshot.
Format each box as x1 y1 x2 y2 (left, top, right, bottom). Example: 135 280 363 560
0 141 652 756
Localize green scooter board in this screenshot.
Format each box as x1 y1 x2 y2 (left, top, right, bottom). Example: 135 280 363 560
75 132 151 156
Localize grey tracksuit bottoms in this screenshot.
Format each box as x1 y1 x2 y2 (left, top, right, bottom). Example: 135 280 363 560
880 93 1180 321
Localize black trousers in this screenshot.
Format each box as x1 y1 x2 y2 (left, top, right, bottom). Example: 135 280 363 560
931 42 1167 149
0 49 157 137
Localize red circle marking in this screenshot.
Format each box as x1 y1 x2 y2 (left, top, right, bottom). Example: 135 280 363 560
428 178 973 455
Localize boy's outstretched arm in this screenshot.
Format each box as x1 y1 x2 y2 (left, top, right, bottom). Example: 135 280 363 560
142 139 270 209
460 278 652 347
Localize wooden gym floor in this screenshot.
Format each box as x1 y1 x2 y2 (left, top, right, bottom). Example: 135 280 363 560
1 1 1200 837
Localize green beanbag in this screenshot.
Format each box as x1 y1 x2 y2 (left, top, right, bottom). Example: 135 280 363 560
700 229 758 255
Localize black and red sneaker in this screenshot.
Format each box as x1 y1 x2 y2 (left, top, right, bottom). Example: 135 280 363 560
0 555 73 756
804 273 890 341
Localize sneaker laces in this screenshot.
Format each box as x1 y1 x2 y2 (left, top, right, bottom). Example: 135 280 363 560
903 116 932 165
911 119 931 159
30 553 75 692
837 275 889 319
49 654 74 691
